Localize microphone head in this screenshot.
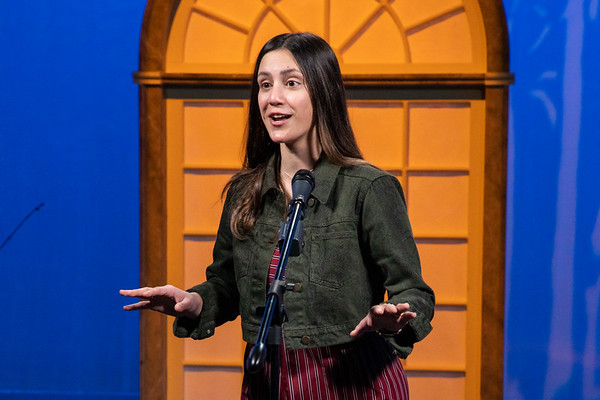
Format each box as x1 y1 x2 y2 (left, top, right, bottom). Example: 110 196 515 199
291 169 315 204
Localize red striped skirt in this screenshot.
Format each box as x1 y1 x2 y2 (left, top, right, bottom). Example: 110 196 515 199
241 333 409 400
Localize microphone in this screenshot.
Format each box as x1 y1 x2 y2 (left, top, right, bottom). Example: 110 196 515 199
248 170 315 375
291 169 315 205
279 170 315 256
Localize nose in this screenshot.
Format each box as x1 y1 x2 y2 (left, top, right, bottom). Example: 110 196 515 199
268 83 284 105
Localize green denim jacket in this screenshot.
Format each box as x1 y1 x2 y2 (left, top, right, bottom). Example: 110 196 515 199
174 156 434 358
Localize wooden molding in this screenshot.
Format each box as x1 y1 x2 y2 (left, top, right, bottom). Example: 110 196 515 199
137 1 181 399
133 71 514 88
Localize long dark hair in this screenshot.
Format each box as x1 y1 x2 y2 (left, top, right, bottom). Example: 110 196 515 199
226 32 364 239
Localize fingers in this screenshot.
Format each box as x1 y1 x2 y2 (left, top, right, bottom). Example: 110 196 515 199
371 302 410 316
350 316 371 337
122 300 151 311
119 287 153 299
120 285 195 317
121 288 150 312
119 285 176 300
350 302 417 337
173 296 192 313
350 305 390 336
174 292 203 318
120 286 170 313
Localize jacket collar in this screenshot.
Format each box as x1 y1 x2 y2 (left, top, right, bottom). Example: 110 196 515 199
261 153 341 205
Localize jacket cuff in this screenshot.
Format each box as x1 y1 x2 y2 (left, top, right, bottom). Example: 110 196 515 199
173 286 218 340
173 314 216 340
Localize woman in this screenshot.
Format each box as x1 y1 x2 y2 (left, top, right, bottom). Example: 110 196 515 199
121 32 434 399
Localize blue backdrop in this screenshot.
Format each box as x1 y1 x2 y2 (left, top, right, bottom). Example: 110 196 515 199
0 2 145 399
0 1 598 399
503 1 600 399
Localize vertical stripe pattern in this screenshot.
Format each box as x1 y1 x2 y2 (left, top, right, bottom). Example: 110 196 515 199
240 248 410 399
242 334 409 399
268 246 281 284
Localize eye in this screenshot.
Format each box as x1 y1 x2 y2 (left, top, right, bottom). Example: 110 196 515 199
286 79 301 87
259 81 272 89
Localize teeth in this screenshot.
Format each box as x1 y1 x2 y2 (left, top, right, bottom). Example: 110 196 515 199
272 114 289 121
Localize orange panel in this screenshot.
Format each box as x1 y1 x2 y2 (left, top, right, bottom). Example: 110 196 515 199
405 308 466 370
184 173 232 234
407 174 469 237
392 0 464 29
276 0 326 35
408 104 471 168
417 241 468 304
183 102 246 168
169 0 486 74
329 0 379 48
184 366 243 399
348 102 404 170
184 238 215 287
194 0 263 28
342 11 407 64
249 13 291 63
407 373 465 400
185 12 248 64
184 318 244 365
407 12 472 64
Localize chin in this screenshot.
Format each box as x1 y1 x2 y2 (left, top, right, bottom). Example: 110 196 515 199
267 133 288 144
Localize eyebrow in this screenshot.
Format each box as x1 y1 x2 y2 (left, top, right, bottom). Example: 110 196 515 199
257 68 302 78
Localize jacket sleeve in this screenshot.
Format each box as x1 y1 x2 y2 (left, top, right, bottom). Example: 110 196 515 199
173 190 240 340
361 174 435 357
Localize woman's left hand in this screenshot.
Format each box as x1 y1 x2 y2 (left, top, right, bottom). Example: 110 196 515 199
350 302 416 337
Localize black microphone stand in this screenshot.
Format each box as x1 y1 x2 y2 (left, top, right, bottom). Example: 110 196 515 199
246 172 312 400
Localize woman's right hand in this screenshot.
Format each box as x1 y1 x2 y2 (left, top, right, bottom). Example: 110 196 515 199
120 285 203 319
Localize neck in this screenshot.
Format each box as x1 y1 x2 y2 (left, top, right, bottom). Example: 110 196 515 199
279 146 320 178
280 130 321 175
279 143 321 200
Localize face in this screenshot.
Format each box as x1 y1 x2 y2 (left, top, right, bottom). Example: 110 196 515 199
257 49 315 150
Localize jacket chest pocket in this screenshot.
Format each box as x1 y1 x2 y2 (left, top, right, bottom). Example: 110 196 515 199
309 230 362 289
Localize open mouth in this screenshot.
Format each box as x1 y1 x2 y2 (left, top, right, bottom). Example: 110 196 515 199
270 114 291 122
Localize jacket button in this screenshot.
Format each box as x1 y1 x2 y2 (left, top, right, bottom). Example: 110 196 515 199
301 335 311 345
307 198 315 207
